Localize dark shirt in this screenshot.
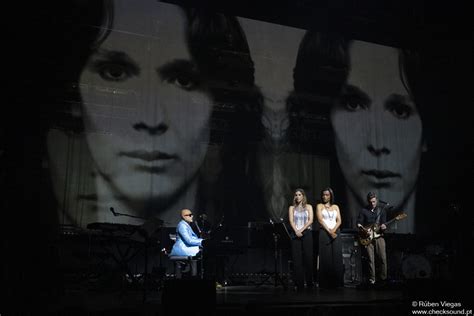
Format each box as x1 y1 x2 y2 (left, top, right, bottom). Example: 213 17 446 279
357 205 387 227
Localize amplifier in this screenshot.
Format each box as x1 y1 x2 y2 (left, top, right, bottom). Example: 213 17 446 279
340 232 363 286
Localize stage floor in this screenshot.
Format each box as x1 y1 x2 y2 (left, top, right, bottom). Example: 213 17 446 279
50 282 410 315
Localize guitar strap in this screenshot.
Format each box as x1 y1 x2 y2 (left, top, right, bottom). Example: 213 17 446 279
375 202 389 224
374 206 386 237
375 207 381 224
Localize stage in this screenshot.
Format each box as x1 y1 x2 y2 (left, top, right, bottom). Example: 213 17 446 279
51 283 408 315
27 225 470 315
42 268 474 316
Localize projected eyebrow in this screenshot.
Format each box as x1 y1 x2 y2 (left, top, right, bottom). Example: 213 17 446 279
158 59 196 78
342 85 371 104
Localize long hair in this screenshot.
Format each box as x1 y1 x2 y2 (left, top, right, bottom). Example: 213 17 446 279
185 6 265 224
289 31 425 151
290 30 424 224
42 0 265 226
321 187 335 205
293 188 307 208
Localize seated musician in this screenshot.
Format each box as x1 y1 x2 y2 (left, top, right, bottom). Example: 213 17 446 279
356 192 387 286
170 209 203 257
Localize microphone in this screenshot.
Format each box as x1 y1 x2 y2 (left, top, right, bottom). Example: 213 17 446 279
194 219 202 233
110 207 117 216
379 200 393 209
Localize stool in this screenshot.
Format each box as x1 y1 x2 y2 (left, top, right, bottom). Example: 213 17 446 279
168 255 199 279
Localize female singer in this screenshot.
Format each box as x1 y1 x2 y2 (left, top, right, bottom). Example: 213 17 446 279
316 187 343 288
288 188 314 291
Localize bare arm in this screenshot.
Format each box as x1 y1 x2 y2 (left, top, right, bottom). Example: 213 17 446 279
332 205 342 233
288 206 298 234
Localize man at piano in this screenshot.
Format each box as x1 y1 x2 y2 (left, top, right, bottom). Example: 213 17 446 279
170 209 203 257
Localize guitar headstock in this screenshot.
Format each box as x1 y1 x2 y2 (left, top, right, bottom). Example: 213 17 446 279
395 213 408 220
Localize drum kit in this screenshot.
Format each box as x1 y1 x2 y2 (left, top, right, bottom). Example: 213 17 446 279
395 243 452 281
341 231 453 284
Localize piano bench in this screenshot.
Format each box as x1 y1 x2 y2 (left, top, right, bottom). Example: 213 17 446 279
168 255 200 279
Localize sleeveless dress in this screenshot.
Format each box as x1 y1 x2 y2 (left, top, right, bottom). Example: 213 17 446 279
294 205 311 232
318 206 343 288
291 205 314 288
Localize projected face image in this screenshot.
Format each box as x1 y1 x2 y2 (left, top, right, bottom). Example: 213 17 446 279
330 41 424 212
78 1 212 213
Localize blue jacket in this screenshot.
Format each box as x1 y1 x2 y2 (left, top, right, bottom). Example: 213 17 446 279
170 220 203 256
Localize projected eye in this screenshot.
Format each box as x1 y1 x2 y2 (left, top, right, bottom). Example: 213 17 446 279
167 75 199 91
388 103 413 119
96 63 133 82
338 85 371 113
342 96 368 112
159 60 202 92
345 101 365 111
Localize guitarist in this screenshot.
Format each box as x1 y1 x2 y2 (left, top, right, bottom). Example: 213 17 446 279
356 192 387 287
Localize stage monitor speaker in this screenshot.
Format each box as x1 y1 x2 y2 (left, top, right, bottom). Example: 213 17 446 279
247 221 272 248
162 279 215 315
340 232 362 286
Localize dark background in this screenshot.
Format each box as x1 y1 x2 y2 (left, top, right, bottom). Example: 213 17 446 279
4 0 472 310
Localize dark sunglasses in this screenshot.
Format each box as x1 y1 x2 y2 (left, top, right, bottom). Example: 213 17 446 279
183 214 193 217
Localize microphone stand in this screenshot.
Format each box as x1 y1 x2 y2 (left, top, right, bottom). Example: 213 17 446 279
110 207 146 220
256 219 287 290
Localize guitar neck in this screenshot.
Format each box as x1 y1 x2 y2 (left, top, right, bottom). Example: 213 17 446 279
384 215 404 226
384 218 397 226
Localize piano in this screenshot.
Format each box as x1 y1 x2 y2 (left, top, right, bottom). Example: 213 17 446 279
87 217 163 243
87 222 139 236
83 220 164 293
202 237 246 257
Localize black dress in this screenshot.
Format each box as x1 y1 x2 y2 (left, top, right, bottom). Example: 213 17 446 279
318 209 343 288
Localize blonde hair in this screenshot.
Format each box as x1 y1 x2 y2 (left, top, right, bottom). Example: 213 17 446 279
293 188 307 208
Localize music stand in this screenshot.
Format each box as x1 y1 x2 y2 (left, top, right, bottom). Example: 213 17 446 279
255 221 289 290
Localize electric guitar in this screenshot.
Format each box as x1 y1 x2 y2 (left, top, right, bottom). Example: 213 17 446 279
358 213 407 246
